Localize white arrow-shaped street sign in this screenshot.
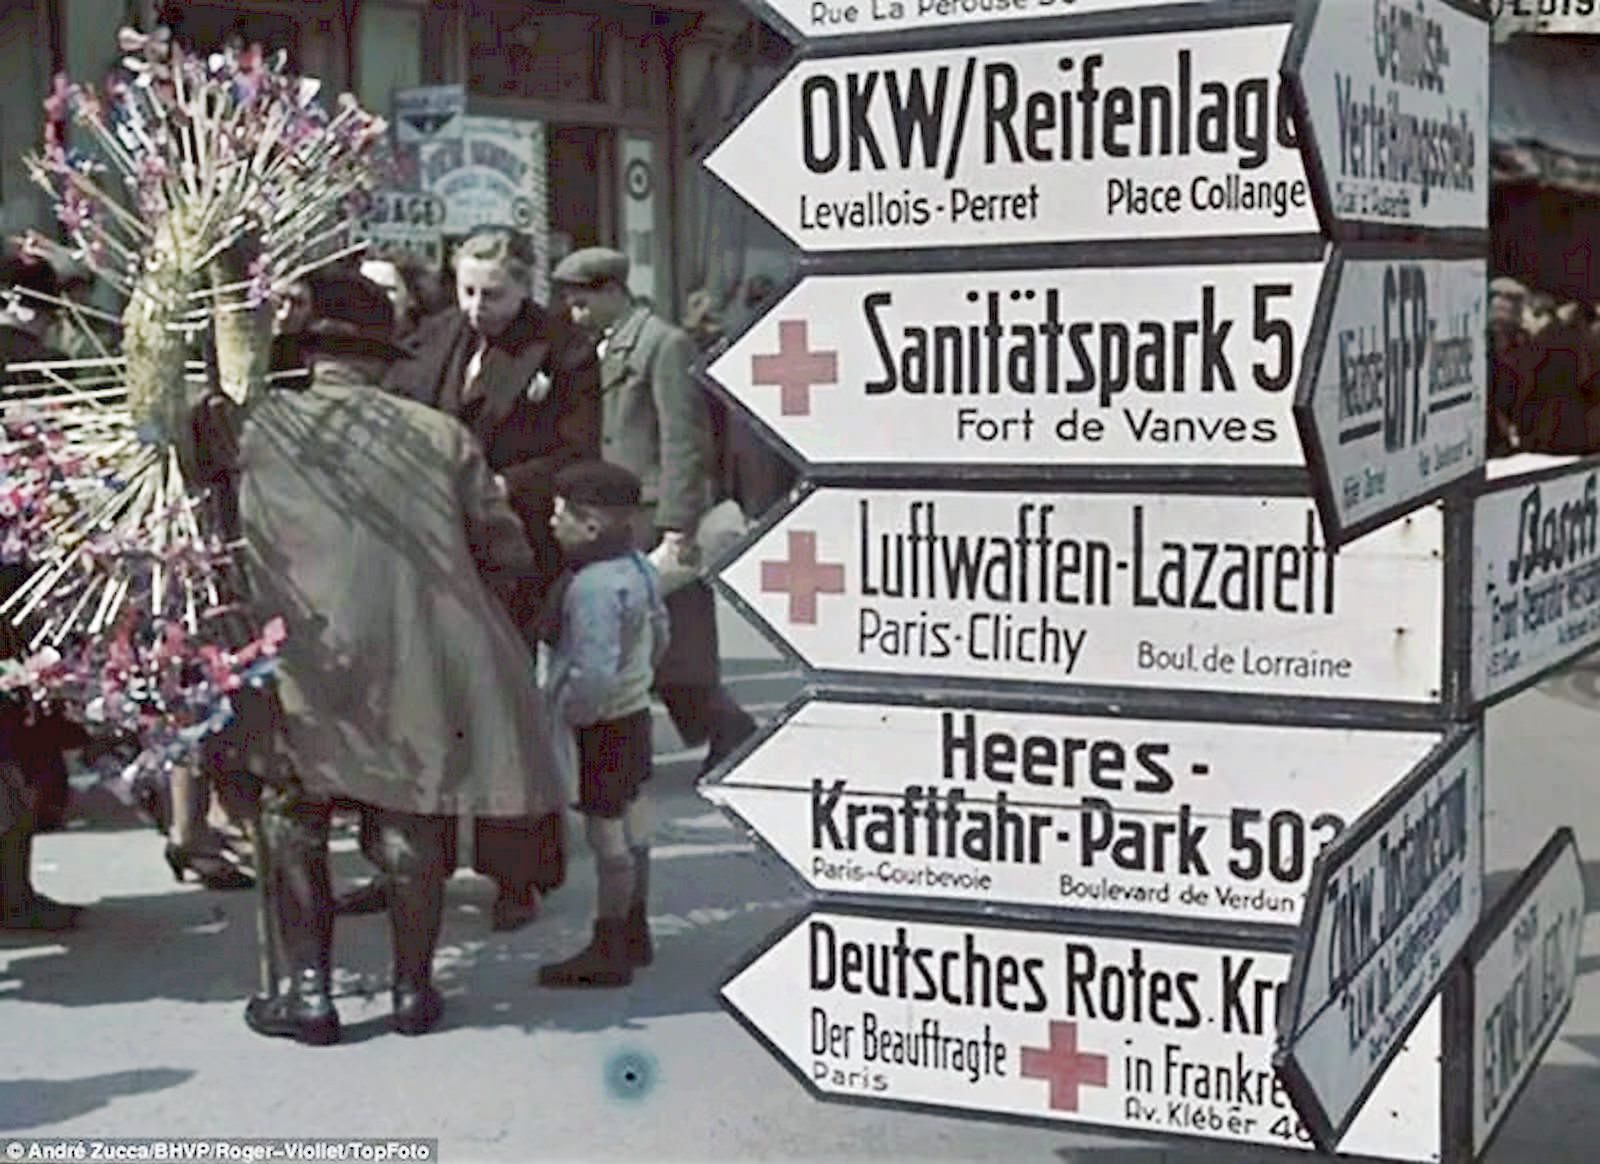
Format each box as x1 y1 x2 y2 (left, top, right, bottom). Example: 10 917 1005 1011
705 693 1444 927
1274 727 1485 1153
1281 0 1489 240
715 486 1448 706
753 0 1205 44
704 259 1324 474
722 908 1442 1157
1295 249 1487 547
703 21 1318 254
1456 828 1587 1160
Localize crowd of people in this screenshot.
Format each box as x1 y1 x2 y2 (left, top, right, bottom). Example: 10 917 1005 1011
0 226 787 1044
1490 276 1600 455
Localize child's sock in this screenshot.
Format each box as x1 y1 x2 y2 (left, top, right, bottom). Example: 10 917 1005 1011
596 853 635 921
628 846 650 913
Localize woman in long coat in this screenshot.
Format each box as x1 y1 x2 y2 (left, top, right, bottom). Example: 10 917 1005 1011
235 269 560 1042
384 227 598 927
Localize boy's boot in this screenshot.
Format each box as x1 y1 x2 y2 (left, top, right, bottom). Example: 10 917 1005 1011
623 845 652 967
244 787 339 1046
383 812 450 1036
538 918 633 988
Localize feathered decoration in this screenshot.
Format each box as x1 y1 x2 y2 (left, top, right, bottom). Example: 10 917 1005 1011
0 28 388 779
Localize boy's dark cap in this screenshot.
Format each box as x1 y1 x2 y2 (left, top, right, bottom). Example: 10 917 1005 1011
555 461 643 509
301 268 409 362
552 247 629 289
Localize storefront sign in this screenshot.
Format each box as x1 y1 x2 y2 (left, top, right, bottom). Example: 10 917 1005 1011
723 909 1441 1158
1282 0 1490 238
356 189 447 267
1491 0 1600 40
1470 457 1600 705
1276 728 1484 1152
394 85 465 145
703 23 1317 253
716 487 1446 704
705 261 1322 473
1457 828 1585 1159
704 694 1444 927
1298 250 1487 545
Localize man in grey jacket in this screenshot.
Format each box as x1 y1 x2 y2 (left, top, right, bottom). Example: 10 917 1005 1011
551 248 756 775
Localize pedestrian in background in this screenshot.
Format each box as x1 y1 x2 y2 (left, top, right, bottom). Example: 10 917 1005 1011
552 247 757 777
382 225 597 930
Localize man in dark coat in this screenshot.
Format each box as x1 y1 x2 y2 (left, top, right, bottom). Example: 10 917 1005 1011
0 242 88 930
233 269 562 1043
552 247 757 776
383 225 598 930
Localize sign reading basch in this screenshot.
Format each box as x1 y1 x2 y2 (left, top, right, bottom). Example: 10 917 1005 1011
1470 456 1600 706
1274 728 1484 1152
716 487 1446 704
1454 828 1586 1160
1282 0 1490 238
705 694 1444 927
1296 250 1487 545
724 909 1442 1159
704 261 1322 473
703 22 1317 253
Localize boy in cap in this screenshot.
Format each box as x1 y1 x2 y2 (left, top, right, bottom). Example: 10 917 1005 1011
537 460 669 988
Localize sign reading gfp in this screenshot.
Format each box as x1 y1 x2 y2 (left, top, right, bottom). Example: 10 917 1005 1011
716 487 1446 704
1275 729 1484 1153
1282 0 1490 237
1453 828 1586 1161
704 694 1444 927
705 261 1321 473
703 23 1317 253
1471 458 1600 705
1297 250 1487 546
723 909 1441 1159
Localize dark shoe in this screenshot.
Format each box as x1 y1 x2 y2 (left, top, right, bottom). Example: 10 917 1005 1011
244 991 341 1046
389 983 445 1036
334 877 390 917
490 884 540 933
623 904 653 967
538 920 633 988
164 843 255 891
0 894 83 932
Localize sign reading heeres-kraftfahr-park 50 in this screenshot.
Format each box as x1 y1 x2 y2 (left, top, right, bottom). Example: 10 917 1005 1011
704 22 1318 251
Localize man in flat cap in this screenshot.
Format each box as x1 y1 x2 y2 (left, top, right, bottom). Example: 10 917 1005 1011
552 247 756 786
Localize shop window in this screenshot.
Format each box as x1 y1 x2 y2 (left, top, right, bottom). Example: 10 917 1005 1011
468 6 603 103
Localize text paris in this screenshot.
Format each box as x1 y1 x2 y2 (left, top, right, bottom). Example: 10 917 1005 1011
857 500 1337 613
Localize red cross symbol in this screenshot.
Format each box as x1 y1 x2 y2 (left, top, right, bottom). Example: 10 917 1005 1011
1020 1021 1109 1113
751 319 838 417
759 530 845 625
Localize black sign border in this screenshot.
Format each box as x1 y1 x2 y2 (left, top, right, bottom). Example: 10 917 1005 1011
706 478 1463 730
1280 0 1492 247
1273 725 1484 1153
1293 242 1490 549
717 901 1438 1158
1440 827 1586 1164
699 684 1453 946
1462 452 1600 712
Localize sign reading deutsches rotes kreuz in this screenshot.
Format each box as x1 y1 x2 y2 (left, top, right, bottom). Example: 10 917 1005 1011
704 696 1443 926
703 23 1317 252
1471 459 1600 705
1285 0 1489 235
706 262 1322 471
763 0 1177 43
723 910 1442 1159
1298 252 1487 545
1275 729 1484 1150
717 488 1445 704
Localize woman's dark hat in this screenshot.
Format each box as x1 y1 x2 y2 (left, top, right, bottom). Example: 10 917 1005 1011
554 460 643 509
300 268 410 362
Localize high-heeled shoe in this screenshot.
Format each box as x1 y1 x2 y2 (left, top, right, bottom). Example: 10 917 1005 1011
163 842 255 891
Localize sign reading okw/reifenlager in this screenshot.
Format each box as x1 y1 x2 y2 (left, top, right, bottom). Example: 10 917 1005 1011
703 22 1317 252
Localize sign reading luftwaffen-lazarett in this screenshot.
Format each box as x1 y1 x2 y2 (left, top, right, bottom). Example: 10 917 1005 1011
1282 0 1489 237
723 910 1442 1159
1275 729 1484 1151
1471 458 1600 705
704 695 1444 926
717 488 1446 703
1297 251 1487 545
705 262 1322 472
703 23 1318 252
